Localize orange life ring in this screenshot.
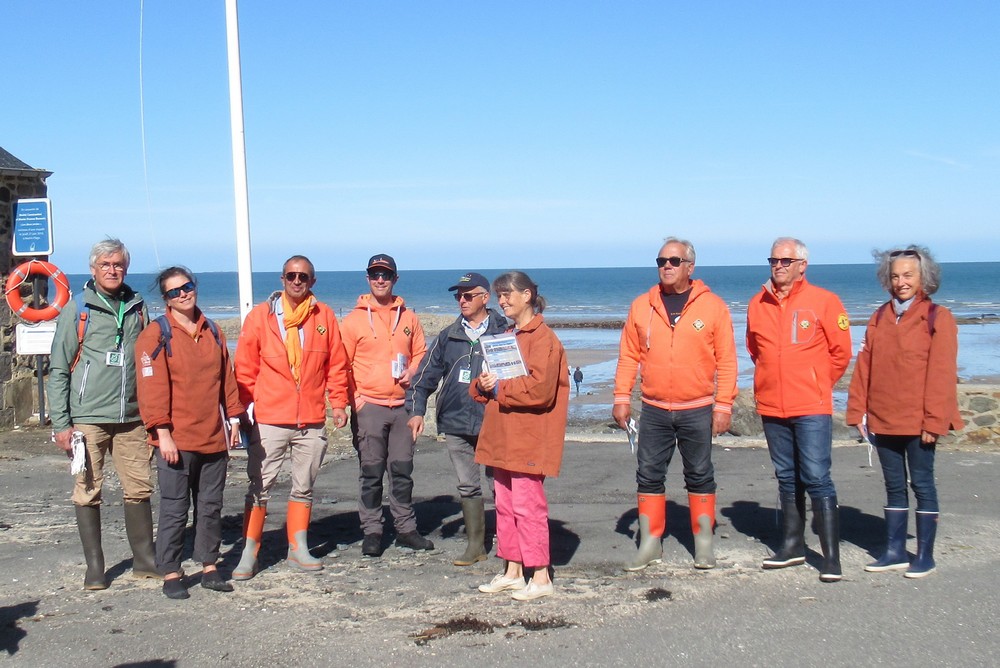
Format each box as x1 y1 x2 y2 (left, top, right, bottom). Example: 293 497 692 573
4 260 72 322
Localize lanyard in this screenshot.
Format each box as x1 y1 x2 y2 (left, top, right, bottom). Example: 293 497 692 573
94 292 127 349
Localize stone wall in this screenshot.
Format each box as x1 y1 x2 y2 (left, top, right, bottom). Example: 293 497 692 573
1 172 50 428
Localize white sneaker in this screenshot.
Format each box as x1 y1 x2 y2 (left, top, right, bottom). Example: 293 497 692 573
511 580 554 601
478 573 526 593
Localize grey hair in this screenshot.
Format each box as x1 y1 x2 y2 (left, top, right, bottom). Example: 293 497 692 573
873 244 941 295
770 237 809 262
493 271 546 314
89 238 131 269
662 237 696 263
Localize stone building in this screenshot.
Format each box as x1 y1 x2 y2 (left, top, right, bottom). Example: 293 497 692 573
1 146 52 428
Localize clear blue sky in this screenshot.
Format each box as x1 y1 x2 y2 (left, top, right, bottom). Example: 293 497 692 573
6 1 999 273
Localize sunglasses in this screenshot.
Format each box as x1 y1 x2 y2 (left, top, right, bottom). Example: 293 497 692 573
368 271 395 282
283 272 312 283
656 256 691 268
455 291 487 302
890 250 921 259
163 282 196 299
767 257 803 267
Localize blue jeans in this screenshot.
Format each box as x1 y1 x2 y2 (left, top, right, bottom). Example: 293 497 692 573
761 415 836 499
870 434 938 512
636 403 715 494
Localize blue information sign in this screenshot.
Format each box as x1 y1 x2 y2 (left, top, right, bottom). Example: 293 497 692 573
12 198 54 256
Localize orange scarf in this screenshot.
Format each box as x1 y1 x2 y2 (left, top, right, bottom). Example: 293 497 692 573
282 294 312 383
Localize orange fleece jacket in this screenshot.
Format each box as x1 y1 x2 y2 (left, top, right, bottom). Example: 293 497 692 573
341 294 426 408
614 280 738 413
746 277 852 418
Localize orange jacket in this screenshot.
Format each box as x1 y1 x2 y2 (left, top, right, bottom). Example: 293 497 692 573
472 315 569 477
746 278 852 417
341 294 426 409
846 295 963 436
135 310 243 453
234 293 349 427
614 280 738 414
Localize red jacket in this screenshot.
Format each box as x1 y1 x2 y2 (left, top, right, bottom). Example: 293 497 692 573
472 315 569 477
136 310 243 453
341 294 426 409
846 295 963 436
746 278 852 417
234 293 349 427
614 280 738 414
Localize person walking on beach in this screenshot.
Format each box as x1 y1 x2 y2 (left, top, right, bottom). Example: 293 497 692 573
573 367 584 396
46 238 157 590
613 237 738 571
472 271 569 601
342 254 430 557
846 246 963 578
406 272 508 566
746 237 852 582
232 255 350 579
135 267 244 598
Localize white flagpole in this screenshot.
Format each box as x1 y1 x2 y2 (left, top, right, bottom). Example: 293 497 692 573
225 0 254 323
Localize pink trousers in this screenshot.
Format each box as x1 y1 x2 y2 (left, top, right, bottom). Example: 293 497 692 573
493 467 549 568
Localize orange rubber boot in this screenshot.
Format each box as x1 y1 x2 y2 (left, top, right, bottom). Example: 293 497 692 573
625 493 666 571
689 493 717 569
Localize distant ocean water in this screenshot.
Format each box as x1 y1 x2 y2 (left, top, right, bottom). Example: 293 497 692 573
66 263 1000 387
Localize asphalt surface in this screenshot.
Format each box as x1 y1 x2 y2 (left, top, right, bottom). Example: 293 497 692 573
1 426 997 667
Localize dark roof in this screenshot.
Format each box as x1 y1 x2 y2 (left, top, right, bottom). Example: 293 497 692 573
0 146 39 171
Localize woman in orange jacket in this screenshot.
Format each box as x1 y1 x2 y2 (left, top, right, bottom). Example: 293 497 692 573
847 245 963 578
471 271 569 601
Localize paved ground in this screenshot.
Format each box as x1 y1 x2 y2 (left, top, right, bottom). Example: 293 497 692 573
1 426 997 667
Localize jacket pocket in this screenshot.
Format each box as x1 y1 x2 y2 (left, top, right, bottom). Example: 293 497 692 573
790 309 819 345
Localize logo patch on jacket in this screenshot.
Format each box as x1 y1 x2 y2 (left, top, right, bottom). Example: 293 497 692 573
799 319 811 330
404 326 411 336
317 325 327 335
837 313 850 330
692 319 705 331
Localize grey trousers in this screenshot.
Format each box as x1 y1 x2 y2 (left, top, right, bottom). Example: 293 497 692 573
352 404 417 535
442 433 485 499
155 449 228 574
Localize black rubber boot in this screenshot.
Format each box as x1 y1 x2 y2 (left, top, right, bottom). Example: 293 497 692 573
814 496 842 582
762 493 806 569
124 500 160 579
75 505 107 590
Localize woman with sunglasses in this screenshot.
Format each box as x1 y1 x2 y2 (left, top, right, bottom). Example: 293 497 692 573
135 267 244 599
847 245 963 578
471 271 569 601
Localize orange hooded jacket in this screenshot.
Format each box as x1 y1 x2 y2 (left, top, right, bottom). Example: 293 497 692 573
341 293 426 409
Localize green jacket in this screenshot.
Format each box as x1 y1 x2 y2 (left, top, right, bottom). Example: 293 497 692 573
47 280 149 432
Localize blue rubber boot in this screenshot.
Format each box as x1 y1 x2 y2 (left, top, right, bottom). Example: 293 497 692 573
905 511 938 579
865 508 909 572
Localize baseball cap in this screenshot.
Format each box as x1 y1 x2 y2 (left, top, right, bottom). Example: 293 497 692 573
366 254 397 273
448 272 490 292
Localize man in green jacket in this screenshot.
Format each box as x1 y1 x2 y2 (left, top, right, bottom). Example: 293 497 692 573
48 238 156 590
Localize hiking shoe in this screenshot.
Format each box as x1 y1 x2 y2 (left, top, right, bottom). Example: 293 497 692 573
162 578 189 600
395 531 434 551
362 533 383 557
201 570 234 592
511 580 554 601
478 573 526 593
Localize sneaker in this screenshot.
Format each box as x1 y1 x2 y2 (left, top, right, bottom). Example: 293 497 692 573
395 531 434 551
362 533 383 557
201 570 234 592
478 573 526 593
162 577 189 600
511 580 554 601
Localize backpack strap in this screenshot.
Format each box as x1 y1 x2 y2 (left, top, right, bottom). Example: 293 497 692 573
150 315 173 360
69 292 90 372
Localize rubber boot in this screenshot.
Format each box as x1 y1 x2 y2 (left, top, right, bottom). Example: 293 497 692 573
865 507 909 572
286 500 323 572
233 503 266 580
904 511 938 579
124 500 160 579
814 496 842 582
762 493 806 569
624 493 665 572
453 498 488 566
689 493 717 569
75 505 107 590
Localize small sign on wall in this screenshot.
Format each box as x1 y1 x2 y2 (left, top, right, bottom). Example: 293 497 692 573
15 322 57 355
13 198 54 257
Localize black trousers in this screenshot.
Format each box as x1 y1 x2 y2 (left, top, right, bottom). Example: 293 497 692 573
155 449 228 574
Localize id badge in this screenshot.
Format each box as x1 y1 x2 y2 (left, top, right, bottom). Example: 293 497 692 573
458 368 472 384
106 351 124 367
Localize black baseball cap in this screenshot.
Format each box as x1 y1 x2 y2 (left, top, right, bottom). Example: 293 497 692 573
367 254 397 273
448 272 490 292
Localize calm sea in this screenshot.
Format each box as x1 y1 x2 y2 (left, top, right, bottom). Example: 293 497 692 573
66 263 1000 393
